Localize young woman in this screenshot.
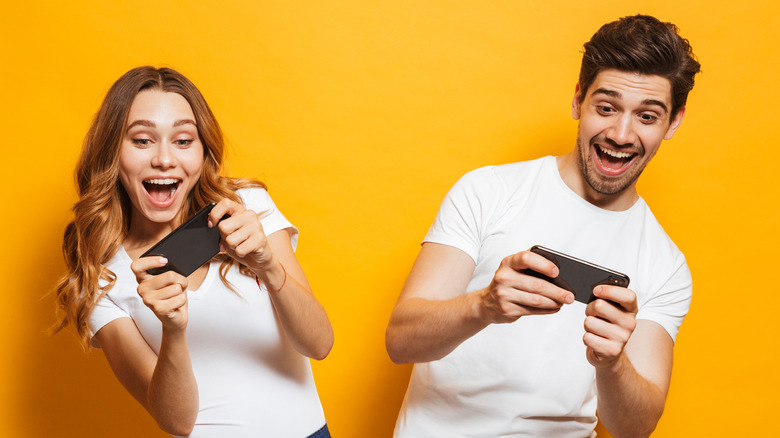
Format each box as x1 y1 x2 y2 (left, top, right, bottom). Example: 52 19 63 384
55 66 334 437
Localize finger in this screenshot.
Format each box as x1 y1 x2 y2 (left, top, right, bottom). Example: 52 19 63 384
584 314 633 344
495 265 573 305
219 208 261 235
483 287 562 323
139 270 189 294
592 285 638 313
505 249 559 278
585 299 638 336
507 290 567 311
130 256 169 283
220 215 254 246
209 198 244 228
146 282 189 301
583 332 624 362
145 291 188 318
234 234 265 258
491 271 571 309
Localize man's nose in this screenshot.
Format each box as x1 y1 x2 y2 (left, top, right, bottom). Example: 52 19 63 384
605 114 636 147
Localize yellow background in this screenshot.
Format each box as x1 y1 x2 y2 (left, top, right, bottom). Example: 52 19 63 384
2 1 778 437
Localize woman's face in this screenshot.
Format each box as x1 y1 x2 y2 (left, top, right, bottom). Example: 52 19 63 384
118 89 205 231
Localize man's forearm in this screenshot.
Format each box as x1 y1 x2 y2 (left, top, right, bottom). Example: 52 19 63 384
595 353 666 438
386 293 488 364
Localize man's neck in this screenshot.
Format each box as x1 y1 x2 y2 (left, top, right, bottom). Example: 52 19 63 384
556 154 640 212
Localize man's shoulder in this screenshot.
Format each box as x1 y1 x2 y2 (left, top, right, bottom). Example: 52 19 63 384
458 156 553 190
635 200 687 260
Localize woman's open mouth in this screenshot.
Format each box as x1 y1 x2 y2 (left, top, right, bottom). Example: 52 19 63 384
142 178 182 206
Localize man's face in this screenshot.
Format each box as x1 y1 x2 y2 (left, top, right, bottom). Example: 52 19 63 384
572 69 684 197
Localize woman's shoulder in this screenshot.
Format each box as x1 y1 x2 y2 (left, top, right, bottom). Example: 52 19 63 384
232 186 273 212
99 247 137 290
235 186 270 203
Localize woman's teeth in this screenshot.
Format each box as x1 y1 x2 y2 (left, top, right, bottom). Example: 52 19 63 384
143 178 180 200
145 178 179 185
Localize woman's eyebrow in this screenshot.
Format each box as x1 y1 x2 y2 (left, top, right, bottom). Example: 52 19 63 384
126 119 197 130
127 119 155 129
173 119 197 127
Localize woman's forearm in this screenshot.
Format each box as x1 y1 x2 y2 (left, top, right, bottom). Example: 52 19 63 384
147 328 199 436
260 260 334 360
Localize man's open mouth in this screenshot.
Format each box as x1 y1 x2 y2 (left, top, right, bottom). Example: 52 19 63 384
143 178 182 204
594 144 637 175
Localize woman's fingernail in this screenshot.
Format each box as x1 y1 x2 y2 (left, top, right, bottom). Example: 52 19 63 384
159 257 168 264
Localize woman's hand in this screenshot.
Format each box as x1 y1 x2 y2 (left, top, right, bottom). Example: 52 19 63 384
130 256 190 332
209 198 275 274
210 197 333 359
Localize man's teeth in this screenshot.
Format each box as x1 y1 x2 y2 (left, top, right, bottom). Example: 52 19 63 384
598 145 633 159
145 178 179 185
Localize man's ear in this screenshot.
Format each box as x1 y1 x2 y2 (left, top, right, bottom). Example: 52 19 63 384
572 83 582 120
664 106 686 140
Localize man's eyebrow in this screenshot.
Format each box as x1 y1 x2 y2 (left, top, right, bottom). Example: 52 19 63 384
592 88 620 99
591 88 669 113
642 99 668 113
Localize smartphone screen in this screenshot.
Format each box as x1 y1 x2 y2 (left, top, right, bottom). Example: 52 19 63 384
521 245 630 304
140 203 221 277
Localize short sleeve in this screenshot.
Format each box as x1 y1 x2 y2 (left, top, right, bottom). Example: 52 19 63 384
238 188 299 250
424 168 496 264
88 292 131 347
636 253 693 341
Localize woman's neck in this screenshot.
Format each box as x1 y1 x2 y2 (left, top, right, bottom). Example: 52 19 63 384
124 208 182 253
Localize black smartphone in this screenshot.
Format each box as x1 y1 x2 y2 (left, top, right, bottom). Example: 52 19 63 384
521 245 630 304
140 203 221 277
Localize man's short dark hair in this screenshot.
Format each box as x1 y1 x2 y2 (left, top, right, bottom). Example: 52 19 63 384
579 14 701 119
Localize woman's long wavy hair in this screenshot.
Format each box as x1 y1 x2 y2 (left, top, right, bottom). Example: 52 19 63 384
54 66 264 349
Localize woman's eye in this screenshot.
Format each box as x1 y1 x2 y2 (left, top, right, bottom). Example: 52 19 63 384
174 139 194 147
132 138 151 146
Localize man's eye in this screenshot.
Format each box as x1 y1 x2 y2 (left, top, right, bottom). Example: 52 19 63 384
597 106 614 114
639 114 658 123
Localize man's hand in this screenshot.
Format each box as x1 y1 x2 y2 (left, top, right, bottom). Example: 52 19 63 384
479 249 575 324
387 244 575 363
583 285 638 368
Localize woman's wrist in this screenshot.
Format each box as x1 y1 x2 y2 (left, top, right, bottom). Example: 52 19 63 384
253 257 287 293
160 324 189 343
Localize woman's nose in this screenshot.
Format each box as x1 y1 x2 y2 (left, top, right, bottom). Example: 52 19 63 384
151 144 175 169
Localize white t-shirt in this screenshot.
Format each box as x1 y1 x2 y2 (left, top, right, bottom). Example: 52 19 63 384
395 156 692 438
89 188 327 438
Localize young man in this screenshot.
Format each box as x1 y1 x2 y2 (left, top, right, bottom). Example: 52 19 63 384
386 15 700 438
